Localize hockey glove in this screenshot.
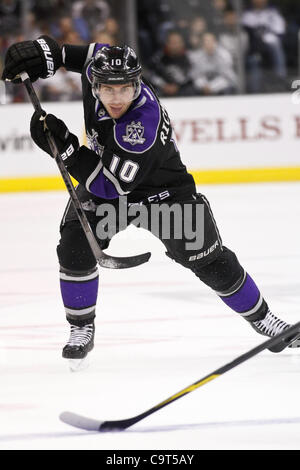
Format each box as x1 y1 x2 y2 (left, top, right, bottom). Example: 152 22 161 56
30 112 79 168
2 35 62 83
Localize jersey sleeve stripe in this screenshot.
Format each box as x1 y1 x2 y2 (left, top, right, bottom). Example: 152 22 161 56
85 160 123 198
89 170 119 199
84 42 96 65
86 160 104 192
62 46 66 64
102 167 130 195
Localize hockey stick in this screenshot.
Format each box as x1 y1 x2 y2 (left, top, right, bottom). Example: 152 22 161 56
59 320 300 432
20 72 151 269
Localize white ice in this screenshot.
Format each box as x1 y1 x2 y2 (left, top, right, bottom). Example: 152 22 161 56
0 182 300 450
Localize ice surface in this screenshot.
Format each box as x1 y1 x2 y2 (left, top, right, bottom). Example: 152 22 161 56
1 182 300 450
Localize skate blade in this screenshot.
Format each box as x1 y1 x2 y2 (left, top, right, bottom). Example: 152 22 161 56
68 355 90 372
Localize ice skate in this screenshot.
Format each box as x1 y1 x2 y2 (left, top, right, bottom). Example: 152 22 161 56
62 323 95 371
250 310 300 352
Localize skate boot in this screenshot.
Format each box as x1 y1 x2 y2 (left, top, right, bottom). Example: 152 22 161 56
250 310 300 352
62 323 95 371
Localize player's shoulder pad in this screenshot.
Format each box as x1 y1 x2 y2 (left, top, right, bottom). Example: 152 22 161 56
113 83 161 154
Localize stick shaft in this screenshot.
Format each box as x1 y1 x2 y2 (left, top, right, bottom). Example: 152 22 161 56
21 73 151 269
60 315 300 431
148 321 300 413
21 73 105 263
98 321 300 430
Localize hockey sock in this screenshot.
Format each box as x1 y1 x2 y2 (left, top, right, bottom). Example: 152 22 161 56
59 266 99 326
216 270 268 321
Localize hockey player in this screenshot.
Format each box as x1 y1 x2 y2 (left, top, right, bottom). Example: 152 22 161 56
2 36 299 365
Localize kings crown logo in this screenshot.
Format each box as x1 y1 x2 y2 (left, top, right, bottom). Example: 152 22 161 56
122 121 146 146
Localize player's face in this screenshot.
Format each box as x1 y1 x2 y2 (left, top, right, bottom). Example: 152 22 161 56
97 83 135 118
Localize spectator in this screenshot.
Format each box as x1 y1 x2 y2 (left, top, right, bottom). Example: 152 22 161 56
137 0 174 65
0 36 6 71
146 30 197 97
92 30 116 46
270 0 300 80
188 32 238 95
167 0 204 23
23 11 45 39
63 29 85 46
39 68 82 102
188 16 208 50
166 1 213 45
102 17 120 44
32 1 71 33
55 16 83 44
72 0 110 42
0 0 21 35
210 0 230 34
242 0 287 93
219 8 249 68
32 0 72 20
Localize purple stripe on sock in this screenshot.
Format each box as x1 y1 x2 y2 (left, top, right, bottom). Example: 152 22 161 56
219 274 260 314
60 278 99 309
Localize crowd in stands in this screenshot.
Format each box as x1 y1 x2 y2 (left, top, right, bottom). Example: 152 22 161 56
0 0 299 102
140 0 298 96
0 0 121 102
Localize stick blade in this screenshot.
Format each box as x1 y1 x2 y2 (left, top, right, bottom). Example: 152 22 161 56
59 411 104 431
59 411 138 432
98 251 151 269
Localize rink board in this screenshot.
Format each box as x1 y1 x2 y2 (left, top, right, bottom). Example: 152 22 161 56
0 93 300 191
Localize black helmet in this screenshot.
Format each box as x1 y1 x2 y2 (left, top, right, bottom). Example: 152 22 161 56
91 45 141 83
90 45 142 101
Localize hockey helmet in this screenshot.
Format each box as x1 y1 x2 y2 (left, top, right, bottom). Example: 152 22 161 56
90 45 142 102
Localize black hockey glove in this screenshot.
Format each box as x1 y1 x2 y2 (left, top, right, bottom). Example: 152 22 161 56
2 35 62 83
30 112 79 168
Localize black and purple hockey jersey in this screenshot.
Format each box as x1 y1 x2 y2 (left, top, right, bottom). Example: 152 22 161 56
62 42 196 204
